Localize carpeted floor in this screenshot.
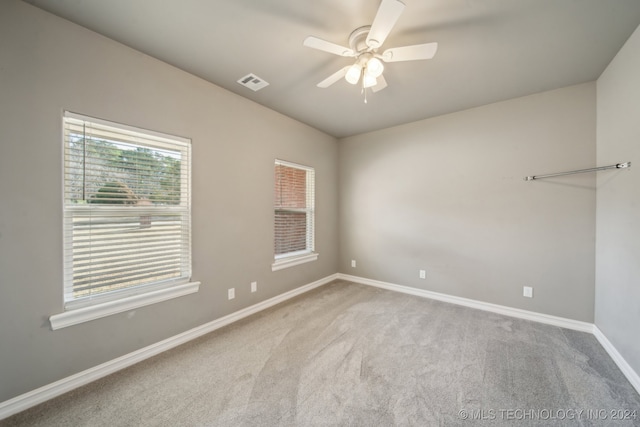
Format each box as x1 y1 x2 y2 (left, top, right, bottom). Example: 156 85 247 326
3 280 640 426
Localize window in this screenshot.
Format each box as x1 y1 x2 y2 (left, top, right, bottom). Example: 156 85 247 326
272 159 317 271
60 112 195 315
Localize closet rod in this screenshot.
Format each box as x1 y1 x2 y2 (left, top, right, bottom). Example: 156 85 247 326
524 162 631 181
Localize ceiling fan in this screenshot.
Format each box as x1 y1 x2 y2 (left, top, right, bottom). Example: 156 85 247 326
303 0 438 100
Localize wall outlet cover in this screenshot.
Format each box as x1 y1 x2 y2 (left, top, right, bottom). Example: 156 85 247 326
228 288 235 300
523 286 533 298
251 282 257 293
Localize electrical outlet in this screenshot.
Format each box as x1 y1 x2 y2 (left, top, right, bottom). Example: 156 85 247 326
351 260 356 268
523 286 533 298
251 281 257 293
228 288 235 300
419 270 426 279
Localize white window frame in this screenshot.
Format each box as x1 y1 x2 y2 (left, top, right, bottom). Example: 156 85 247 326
50 112 199 330
272 159 318 271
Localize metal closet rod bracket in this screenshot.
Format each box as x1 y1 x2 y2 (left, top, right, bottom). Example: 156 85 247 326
524 162 631 181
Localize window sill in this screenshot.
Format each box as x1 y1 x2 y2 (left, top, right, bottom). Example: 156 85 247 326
271 253 319 271
49 281 200 330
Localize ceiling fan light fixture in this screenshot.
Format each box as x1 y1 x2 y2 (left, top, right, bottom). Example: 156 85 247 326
345 63 362 85
363 73 377 88
366 57 384 78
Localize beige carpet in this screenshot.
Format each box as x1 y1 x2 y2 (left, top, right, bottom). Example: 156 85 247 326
3 280 640 426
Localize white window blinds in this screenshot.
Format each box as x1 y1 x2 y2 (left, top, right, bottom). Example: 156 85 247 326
274 160 315 260
63 112 191 307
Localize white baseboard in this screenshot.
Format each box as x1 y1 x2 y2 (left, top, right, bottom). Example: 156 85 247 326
338 273 594 332
0 273 338 420
593 326 640 395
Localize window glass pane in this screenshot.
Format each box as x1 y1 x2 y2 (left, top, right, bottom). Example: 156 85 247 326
274 211 307 254
274 164 307 209
63 112 191 305
67 212 188 299
274 160 314 258
65 119 186 207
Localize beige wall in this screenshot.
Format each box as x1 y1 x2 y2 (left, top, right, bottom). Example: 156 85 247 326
595 24 640 376
339 83 597 322
0 0 338 402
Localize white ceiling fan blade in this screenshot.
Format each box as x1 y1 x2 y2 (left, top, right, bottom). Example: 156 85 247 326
366 0 406 49
304 36 355 57
317 66 350 88
371 74 388 93
381 42 438 62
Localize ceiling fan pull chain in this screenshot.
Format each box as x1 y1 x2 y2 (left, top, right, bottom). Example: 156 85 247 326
361 79 368 104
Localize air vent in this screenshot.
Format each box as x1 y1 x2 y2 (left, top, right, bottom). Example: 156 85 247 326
237 73 269 91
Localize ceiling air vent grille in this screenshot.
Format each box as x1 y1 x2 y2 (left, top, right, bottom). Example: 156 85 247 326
237 73 269 91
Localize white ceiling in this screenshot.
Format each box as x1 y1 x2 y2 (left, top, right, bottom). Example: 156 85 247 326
24 0 640 138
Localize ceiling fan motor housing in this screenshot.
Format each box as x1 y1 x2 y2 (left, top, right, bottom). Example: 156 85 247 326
349 26 374 53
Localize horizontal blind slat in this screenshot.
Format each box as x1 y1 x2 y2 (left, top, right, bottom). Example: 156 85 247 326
73 270 184 293
74 262 183 284
72 254 180 274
